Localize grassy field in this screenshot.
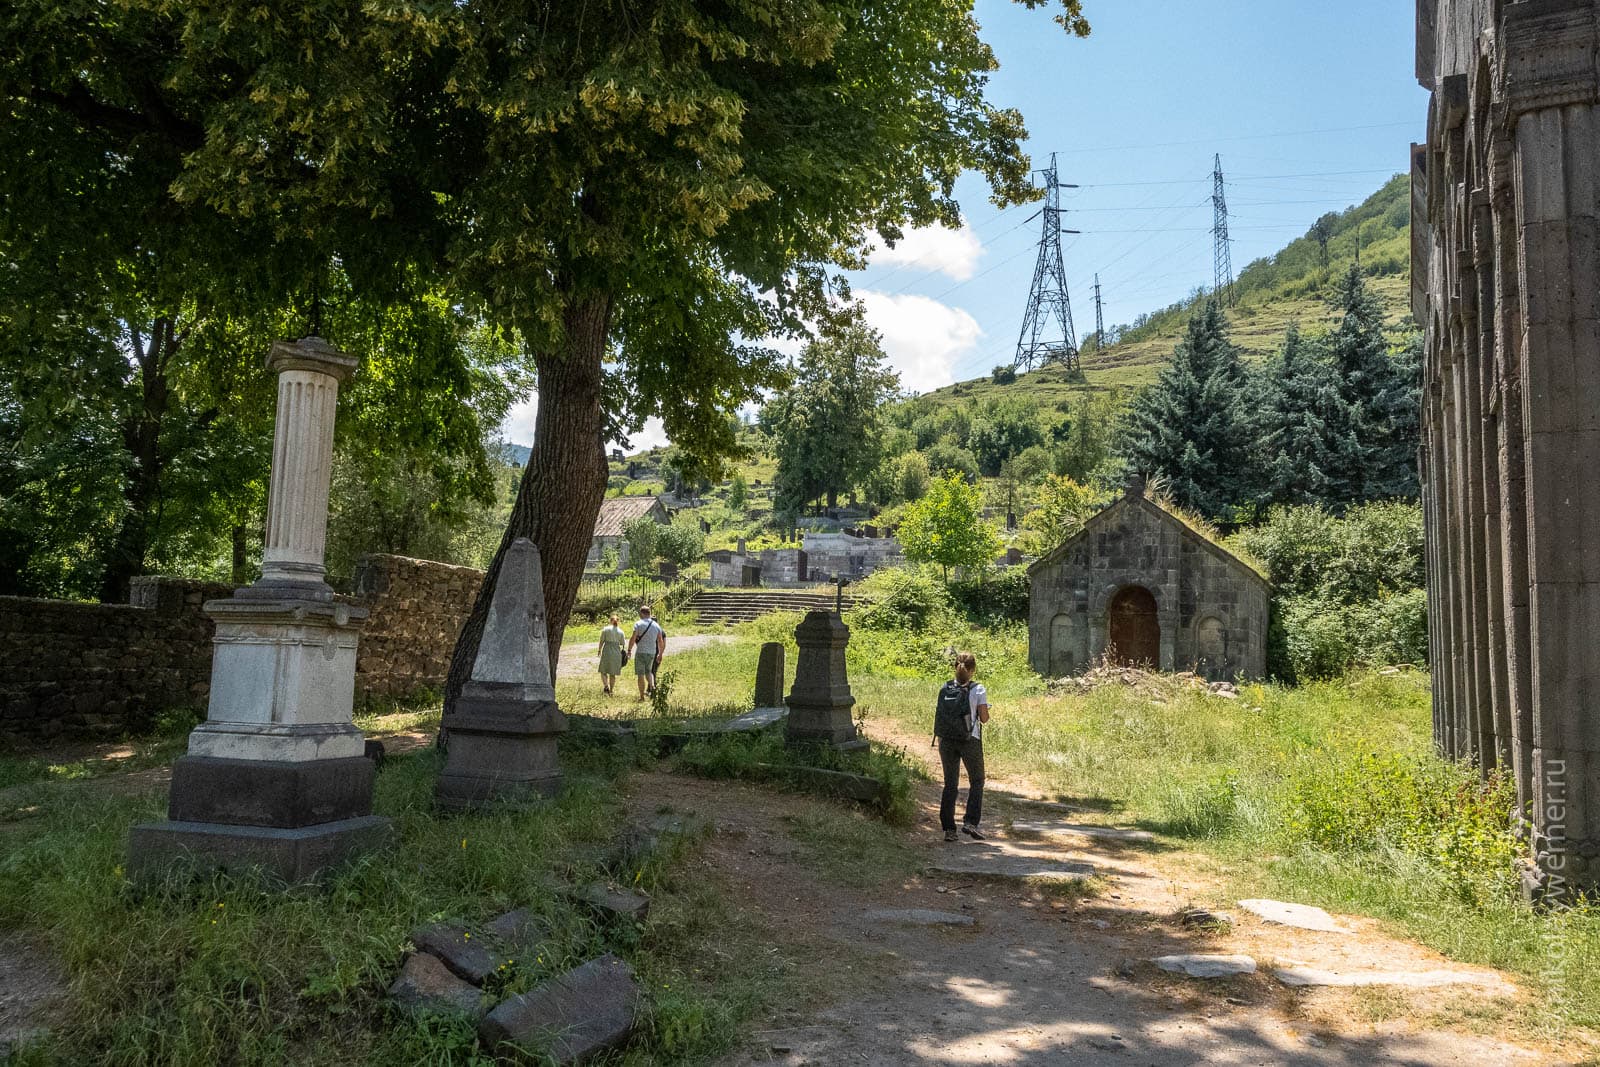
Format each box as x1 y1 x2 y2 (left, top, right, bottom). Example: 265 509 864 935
590 620 1600 1038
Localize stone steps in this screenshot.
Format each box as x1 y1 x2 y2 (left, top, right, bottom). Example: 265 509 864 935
686 591 858 625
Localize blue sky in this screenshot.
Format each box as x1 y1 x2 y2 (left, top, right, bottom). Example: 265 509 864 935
504 0 1426 446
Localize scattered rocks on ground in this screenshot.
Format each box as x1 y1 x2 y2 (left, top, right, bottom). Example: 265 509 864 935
863 908 976 928
478 953 642 1064
927 854 1096 883
1237 899 1348 933
1179 907 1235 929
1274 966 1515 993
388 953 486 1019
484 908 546 951
1151 954 1258 978
572 883 652 924
410 922 505 986
1046 666 1243 701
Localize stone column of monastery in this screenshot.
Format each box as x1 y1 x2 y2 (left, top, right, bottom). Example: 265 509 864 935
129 337 391 883
1416 0 1600 897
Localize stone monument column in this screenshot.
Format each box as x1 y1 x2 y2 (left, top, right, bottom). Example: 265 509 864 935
129 337 391 883
784 610 865 750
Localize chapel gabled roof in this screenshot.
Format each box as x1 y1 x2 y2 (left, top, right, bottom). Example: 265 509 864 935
592 496 666 537
1026 489 1270 587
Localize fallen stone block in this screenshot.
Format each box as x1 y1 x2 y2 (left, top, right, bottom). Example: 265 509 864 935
572 883 651 924
1151 954 1257 978
1178 907 1234 929
485 908 546 952
863 908 975 928
758 763 889 805
1273 966 1514 993
388 953 486 1019
478 953 642 1063
720 706 788 732
411 922 504 986
1237 899 1347 933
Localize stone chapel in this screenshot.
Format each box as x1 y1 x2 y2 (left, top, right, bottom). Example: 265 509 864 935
1027 483 1270 681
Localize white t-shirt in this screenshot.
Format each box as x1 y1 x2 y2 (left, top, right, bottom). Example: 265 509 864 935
967 682 989 740
632 618 664 656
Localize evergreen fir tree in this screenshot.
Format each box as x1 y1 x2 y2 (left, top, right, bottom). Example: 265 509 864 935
1122 300 1250 519
1254 325 1340 508
1321 267 1420 504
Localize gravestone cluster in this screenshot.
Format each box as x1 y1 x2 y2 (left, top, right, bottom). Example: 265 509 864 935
1415 0 1600 896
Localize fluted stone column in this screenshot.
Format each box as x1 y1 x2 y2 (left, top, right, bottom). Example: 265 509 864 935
129 337 390 883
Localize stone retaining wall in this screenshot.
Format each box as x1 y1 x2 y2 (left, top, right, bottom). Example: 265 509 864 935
0 555 487 746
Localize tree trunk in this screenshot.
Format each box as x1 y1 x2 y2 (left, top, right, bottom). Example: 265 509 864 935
99 317 175 603
231 524 248 585
444 293 612 711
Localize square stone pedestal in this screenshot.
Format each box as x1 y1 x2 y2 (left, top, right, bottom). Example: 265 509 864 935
784 610 865 750
128 596 391 884
436 686 567 812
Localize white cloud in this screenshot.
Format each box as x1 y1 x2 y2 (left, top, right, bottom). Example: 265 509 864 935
857 290 983 395
869 223 984 281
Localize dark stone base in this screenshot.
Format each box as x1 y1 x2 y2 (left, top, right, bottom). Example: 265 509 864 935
435 769 563 812
784 704 860 748
167 755 375 827
127 814 393 885
436 696 565 813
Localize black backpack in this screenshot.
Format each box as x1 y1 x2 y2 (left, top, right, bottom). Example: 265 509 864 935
932 680 973 741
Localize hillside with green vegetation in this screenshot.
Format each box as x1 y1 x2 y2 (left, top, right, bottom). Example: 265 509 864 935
920 172 1414 411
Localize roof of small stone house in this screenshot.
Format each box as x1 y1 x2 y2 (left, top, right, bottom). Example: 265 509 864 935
1026 490 1270 586
592 496 666 538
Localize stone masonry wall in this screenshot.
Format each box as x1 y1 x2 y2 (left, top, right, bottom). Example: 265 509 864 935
0 555 486 746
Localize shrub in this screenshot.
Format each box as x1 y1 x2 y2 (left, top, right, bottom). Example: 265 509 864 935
851 566 953 632
948 568 1030 623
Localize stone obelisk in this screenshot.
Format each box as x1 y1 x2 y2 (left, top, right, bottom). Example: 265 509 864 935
129 336 391 883
435 538 568 810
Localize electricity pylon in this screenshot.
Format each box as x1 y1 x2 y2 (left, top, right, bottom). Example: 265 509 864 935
1212 153 1234 306
1015 152 1080 371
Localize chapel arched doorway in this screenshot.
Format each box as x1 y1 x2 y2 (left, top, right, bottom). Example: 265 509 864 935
1108 585 1159 667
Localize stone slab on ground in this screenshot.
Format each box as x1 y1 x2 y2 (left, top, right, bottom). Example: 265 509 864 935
721 706 788 732
478 953 642 1064
1237 898 1347 933
1007 820 1156 844
388 953 486 1019
1274 966 1515 993
411 923 504 986
572 883 651 924
485 908 546 951
927 853 1096 883
758 764 889 805
863 908 976 928
1151 954 1258 978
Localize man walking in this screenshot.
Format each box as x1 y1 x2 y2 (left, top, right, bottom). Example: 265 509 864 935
627 604 667 700
932 651 989 842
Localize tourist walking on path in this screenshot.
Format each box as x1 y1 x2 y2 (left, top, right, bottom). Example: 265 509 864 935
597 614 627 695
932 651 990 842
627 605 667 700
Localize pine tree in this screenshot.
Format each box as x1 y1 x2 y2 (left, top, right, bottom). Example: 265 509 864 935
1254 325 1340 508
1321 267 1420 504
1123 300 1249 519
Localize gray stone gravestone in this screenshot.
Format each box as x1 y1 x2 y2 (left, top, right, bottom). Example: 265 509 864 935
784 610 862 749
435 538 567 811
754 642 785 708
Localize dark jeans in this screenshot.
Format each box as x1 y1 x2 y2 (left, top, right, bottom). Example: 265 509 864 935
938 736 985 832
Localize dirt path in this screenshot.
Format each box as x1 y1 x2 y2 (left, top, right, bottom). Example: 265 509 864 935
625 758 1576 1064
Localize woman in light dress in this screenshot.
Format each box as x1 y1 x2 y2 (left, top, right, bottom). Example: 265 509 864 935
597 614 627 695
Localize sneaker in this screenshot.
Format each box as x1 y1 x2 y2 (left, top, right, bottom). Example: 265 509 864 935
961 824 987 841
944 830 959 843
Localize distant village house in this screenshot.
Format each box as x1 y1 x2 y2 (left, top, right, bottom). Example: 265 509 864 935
589 496 669 569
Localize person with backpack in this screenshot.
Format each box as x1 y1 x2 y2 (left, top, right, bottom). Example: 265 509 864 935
627 604 667 700
932 651 990 842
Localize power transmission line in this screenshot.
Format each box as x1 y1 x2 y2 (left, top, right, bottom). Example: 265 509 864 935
1092 274 1106 354
1015 152 1080 372
1212 153 1234 306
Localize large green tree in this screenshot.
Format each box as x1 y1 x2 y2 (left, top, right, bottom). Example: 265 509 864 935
1122 300 1250 520
1 0 1091 697
764 317 901 519
900 473 1002 583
